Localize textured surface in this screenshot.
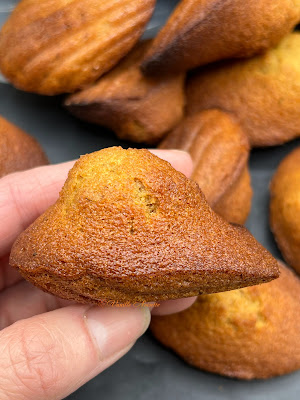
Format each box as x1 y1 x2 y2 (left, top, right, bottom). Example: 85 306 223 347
0 114 48 177
1 81 300 400
0 0 156 94
159 110 252 224
186 33 300 148
142 0 300 75
65 40 185 144
151 262 300 379
213 167 252 226
270 147 300 274
10 147 278 303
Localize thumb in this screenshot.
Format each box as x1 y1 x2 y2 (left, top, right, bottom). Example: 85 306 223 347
0 305 150 400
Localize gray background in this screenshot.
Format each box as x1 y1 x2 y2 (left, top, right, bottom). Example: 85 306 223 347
0 1 300 399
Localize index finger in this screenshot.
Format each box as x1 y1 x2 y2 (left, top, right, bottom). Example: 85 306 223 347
0 160 75 258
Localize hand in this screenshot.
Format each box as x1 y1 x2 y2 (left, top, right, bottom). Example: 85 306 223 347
0 149 195 400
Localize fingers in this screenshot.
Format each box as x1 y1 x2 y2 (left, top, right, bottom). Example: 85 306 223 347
151 297 197 316
0 161 75 258
0 305 150 400
0 278 196 328
0 280 73 330
0 150 192 257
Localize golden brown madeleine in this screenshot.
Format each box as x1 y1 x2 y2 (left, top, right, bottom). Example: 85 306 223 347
0 115 48 178
159 110 252 224
0 0 156 95
213 167 252 225
10 148 278 304
65 41 185 144
151 262 300 380
141 0 300 75
186 33 300 147
270 147 300 274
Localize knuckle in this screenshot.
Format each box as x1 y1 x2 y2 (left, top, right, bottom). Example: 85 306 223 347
0 319 65 398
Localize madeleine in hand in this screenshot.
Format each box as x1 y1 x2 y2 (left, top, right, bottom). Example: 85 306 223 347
142 0 300 75
0 115 48 178
186 33 300 147
10 147 278 304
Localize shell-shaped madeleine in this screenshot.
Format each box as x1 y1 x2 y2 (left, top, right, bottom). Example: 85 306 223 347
159 110 252 224
186 33 300 148
10 148 278 304
0 0 156 95
142 0 300 75
65 40 185 144
151 262 300 379
0 115 48 177
270 147 300 274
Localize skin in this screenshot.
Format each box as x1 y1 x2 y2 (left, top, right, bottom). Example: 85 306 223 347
0 149 195 399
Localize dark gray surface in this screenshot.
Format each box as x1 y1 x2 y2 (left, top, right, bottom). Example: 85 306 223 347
1 1 300 399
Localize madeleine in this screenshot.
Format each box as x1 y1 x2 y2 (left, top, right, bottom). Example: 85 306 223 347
151 262 300 380
0 0 155 95
142 0 300 75
10 147 278 304
186 33 300 147
160 110 252 224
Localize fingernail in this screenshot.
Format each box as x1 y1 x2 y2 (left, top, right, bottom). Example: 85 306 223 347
85 306 150 361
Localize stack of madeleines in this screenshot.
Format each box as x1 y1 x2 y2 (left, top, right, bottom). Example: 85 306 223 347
1 0 300 381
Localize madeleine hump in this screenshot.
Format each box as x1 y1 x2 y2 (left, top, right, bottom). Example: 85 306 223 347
10 148 279 304
141 0 300 75
160 110 252 225
151 262 300 380
0 0 156 95
65 40 185 145
0 115 48 177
